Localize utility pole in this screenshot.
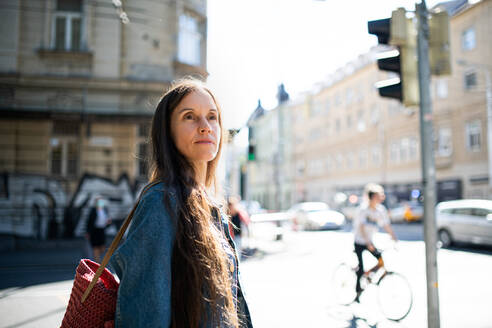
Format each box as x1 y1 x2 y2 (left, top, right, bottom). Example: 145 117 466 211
369 2 447 325
485 69 492 196
276 84 289 211
416 1 440 327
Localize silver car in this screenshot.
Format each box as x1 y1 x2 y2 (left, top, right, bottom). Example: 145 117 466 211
436 199 492 247
288 202 345 230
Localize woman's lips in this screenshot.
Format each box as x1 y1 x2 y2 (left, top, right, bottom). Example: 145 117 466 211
195 140 214 144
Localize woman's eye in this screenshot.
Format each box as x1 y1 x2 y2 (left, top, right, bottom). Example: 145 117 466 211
184 113 194 120
209 114 217 120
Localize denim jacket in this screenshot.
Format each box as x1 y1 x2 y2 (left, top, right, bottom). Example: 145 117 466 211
109 182 253 328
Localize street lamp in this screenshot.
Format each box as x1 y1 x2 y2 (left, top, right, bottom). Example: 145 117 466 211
457 59 492 195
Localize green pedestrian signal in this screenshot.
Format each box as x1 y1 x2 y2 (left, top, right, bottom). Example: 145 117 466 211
248 145 255 161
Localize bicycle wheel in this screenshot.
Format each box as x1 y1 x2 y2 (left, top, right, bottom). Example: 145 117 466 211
377 272 413 321
331 263 358 305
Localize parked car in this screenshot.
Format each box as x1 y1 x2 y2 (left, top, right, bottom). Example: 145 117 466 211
239 200 266 215
389 201 423 223
288 202 345 230
436 199 492 247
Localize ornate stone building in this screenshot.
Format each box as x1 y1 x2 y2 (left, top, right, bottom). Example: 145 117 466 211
0 0 208 238
247 0 492 211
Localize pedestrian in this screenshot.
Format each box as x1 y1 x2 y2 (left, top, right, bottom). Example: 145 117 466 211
227 196 251 257
85 196 112 263
108 79 253 327
352 183 398 302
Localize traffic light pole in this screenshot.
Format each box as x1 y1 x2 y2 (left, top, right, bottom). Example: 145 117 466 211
416 1 441 327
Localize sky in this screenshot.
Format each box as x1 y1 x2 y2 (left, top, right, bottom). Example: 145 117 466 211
206 0 441 137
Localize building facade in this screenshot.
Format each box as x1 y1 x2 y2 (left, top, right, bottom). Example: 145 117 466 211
246 89 298 210
246 0 492 211
0 0 208 239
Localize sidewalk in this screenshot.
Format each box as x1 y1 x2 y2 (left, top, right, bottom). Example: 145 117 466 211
0 238 91 291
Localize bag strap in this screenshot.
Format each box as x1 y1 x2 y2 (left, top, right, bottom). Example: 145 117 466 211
81 181 161 303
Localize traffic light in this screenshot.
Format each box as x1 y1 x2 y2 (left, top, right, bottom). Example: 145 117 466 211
248 144 255 161
368 8 419 107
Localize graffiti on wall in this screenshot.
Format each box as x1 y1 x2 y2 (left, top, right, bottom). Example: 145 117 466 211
69 173 136 237
0 172 67 239
0 172 147 239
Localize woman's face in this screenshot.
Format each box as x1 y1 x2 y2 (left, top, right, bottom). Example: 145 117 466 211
170 89 221 167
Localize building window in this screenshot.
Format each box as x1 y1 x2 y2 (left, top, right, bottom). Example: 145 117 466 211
325 156 332 171
400 138 409 162
356 85 363 102
178 13 202 66
50 138 79 176
52 0 82 51
409 137 418 160
335 154 343 169
51 121 79 176
346 152 354 169
51 140 62 175
359 149 368 168
436 79 448 99
462 27 476 51
296 161 305 176
308 159 323 176
311 99 323 116
370 105 380 125
372 146 382 166
334 93 341 107
357 110 366 132
464 71 477 90
390 141 399 163
325 99 331 113
436 127 453 157
309 128 321 141
465 120 481 152
346 115 352 129
345 88 354 105
335 119 341 133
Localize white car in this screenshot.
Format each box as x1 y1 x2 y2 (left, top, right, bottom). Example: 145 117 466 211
436 199 492 248
288 202 345 230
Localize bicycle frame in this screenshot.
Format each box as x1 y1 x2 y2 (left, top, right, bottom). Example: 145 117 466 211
361 256 388 286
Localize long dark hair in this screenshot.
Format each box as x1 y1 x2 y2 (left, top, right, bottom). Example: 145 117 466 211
149 79 238 328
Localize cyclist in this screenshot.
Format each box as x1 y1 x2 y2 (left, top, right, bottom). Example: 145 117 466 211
353 183 398 302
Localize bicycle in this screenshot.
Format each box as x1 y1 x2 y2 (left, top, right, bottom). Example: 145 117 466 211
331 248 413 321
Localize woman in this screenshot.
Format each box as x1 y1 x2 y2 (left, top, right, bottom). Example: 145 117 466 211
227 196 251 257
86 196 111 262
109 79 253 328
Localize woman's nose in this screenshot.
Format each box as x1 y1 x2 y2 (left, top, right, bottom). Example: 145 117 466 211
198 117 211 133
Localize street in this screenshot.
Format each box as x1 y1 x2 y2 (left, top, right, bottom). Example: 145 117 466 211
240 223 492 327
1 223 492 327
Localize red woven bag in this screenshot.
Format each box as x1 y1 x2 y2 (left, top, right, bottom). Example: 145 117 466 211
60 182 159 328
61 259 118 328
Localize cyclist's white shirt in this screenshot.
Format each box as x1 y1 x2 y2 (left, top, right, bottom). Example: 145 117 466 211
353 202 390 245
